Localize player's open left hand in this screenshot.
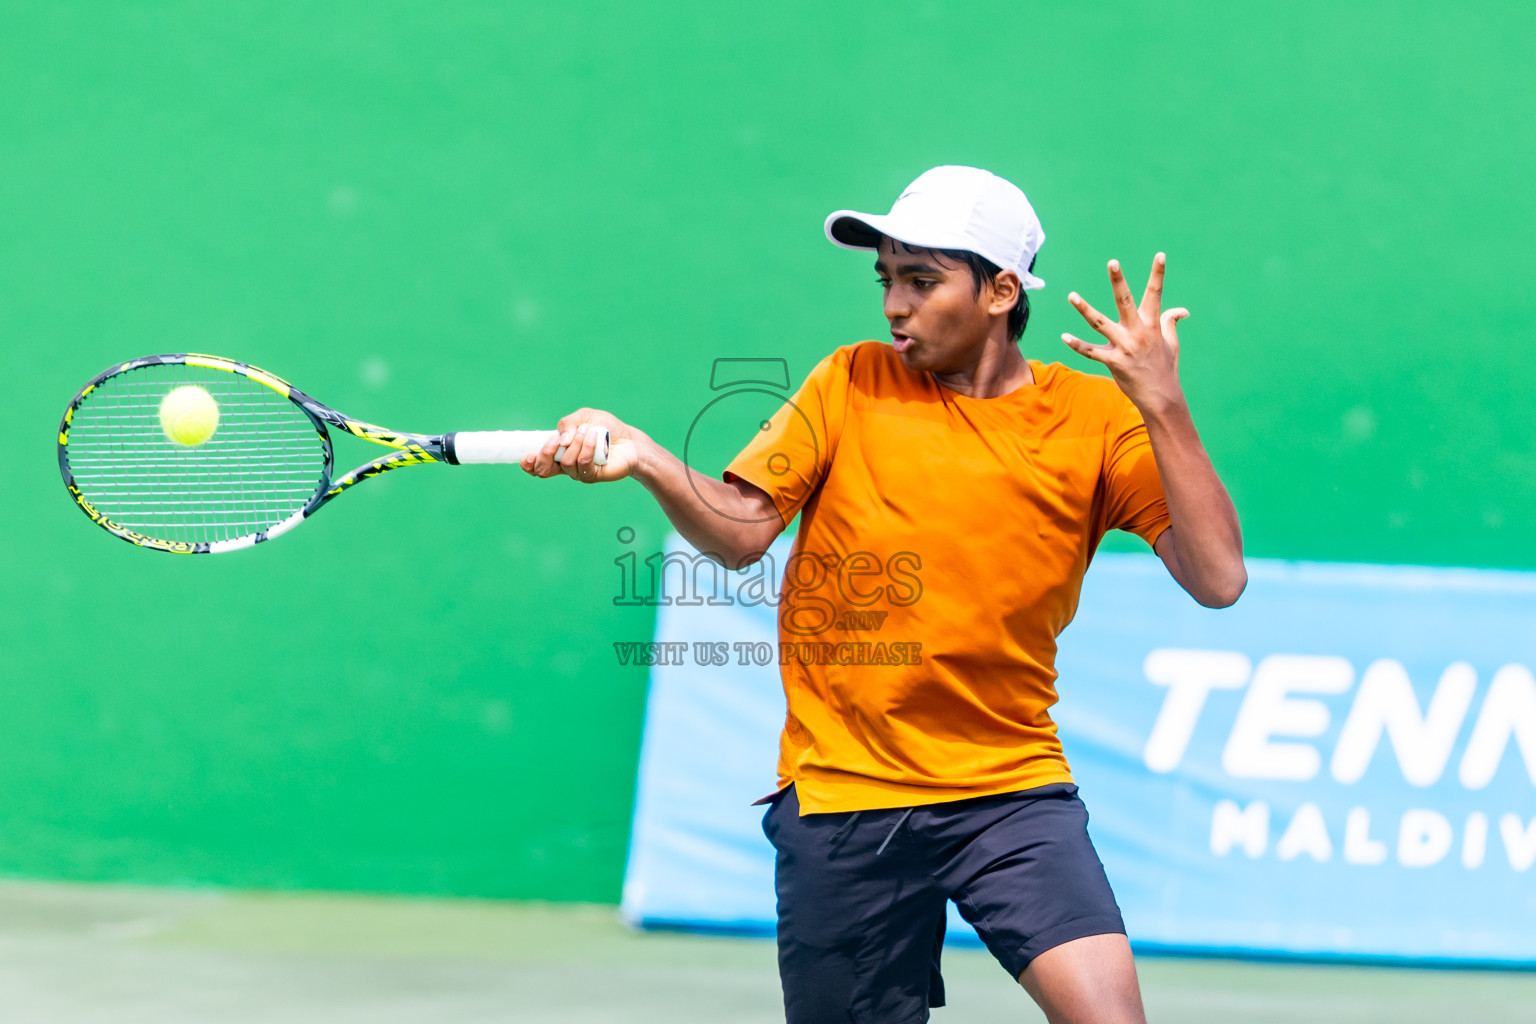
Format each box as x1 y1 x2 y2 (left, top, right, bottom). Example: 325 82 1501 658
1062 254 1190 417
521 407 642 483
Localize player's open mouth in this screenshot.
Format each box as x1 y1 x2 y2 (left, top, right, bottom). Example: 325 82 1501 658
891 333 914 354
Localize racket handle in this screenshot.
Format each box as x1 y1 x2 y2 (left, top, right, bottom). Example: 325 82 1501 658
445 428 609 466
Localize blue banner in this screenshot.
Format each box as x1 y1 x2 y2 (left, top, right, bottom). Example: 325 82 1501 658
621 539 1536 964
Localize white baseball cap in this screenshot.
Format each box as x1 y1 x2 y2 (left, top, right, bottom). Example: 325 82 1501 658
824 165 1046 290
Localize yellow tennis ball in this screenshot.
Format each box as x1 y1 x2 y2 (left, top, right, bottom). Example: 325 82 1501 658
159 384 221 446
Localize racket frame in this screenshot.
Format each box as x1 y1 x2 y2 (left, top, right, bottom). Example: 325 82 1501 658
62 353 457 554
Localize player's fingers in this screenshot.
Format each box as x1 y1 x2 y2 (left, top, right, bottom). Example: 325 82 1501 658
571 422 593 466
534 430 564 478
520 450 541 476
1068 292 1121 343
1107 260 1139 326
539 409 587 478
581 421 614 472
555 408 592 435
569 422 601 481
1062 332 1116 364
556 424 585 476
1139 253 1165 322
1161 307 1189 366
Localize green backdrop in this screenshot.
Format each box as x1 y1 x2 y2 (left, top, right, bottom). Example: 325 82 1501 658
3 2 1534 902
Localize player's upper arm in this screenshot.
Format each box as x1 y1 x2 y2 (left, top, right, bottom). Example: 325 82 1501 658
723 348 852 524
1101 398 1172 549
1153 525 1181 579
724 474 787 564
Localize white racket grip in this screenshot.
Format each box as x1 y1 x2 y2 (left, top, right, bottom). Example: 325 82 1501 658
447 428 609 466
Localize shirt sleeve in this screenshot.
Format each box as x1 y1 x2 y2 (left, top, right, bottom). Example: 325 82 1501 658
724 349 849 524
1102 396 1172 548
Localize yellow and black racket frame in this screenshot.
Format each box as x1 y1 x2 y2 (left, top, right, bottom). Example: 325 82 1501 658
58 353 453 554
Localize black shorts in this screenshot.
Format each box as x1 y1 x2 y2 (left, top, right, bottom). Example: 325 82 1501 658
762 782 1124 1024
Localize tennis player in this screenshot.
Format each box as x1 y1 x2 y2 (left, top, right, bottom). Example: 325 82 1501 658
526 165 1245 1024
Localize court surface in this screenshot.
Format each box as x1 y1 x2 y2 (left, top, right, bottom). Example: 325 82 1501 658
3 879 1532 1023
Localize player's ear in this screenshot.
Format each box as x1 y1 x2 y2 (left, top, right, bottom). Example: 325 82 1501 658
987 271 1022 316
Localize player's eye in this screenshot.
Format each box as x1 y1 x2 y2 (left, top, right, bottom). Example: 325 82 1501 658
914 278 937 289
875 278 891 289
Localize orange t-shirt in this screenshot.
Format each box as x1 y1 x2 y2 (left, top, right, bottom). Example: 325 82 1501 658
724 341 1171 814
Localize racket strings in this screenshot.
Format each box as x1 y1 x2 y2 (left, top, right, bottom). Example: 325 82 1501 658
64 363 328 545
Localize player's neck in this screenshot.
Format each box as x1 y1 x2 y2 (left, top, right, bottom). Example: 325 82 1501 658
929 337 1033 400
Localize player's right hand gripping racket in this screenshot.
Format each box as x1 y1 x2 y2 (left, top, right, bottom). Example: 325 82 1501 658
57 353 607 554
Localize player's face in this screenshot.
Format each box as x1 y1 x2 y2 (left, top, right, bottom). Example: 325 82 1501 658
874 238 994 372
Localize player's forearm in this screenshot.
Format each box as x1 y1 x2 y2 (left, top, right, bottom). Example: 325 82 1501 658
1142 400 1246 607
631 437 783 568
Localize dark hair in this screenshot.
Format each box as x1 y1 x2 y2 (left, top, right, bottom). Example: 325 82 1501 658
895 241 1034 342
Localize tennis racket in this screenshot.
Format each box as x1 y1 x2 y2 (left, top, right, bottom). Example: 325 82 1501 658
57 353 607 554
